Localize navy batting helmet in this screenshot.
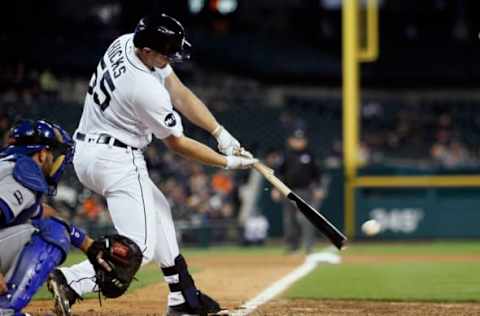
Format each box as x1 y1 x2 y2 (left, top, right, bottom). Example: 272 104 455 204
133 13 191 63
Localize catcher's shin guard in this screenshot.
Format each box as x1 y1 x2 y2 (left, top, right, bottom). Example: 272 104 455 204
161 255 222 316
0 234 65 313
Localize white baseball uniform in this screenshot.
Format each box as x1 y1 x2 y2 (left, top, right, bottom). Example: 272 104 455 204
60 33 187 305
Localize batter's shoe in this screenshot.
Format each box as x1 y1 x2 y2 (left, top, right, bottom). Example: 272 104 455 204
47 269 82 316
165 291 228 316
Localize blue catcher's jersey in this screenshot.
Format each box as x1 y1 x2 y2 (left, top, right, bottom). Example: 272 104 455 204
0 154 48 228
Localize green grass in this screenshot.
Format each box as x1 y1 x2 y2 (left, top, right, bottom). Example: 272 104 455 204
342 240 480 256
287 241 480 302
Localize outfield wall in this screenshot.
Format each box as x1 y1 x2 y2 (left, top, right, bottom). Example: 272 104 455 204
356 187 480 239
259 167 480 240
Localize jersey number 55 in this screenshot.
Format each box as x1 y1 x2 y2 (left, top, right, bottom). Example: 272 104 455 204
88 58 116 111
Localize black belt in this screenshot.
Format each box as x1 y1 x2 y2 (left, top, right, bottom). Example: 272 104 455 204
75 132 138 150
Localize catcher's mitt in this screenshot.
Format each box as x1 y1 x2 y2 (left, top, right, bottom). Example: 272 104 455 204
86 234 143 298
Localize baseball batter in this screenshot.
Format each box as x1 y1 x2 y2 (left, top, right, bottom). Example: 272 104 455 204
52 13 257 316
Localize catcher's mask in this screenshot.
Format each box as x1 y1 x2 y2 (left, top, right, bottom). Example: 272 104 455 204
2 119 74 195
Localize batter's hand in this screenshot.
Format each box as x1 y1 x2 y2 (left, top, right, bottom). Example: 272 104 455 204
225 155 258 170
234 147 254 159
213 125 242 156
0 273 7 295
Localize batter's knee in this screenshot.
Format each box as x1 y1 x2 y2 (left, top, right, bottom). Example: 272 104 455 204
121 236 152 266
141 251 154 265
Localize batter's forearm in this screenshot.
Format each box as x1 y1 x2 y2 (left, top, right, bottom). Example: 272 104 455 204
164 135 227 168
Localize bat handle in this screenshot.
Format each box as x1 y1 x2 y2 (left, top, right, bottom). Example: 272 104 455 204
253 162 273 175
254 162 291 197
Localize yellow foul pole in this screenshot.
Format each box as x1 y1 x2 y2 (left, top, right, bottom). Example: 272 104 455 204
342 0 379 237
358 0 379 62
342 0 360 237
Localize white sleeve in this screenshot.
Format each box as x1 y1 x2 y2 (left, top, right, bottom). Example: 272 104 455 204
133 81 184 139
0 175 37 222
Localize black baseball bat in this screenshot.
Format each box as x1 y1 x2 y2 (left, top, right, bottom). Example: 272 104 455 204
254 162 347 250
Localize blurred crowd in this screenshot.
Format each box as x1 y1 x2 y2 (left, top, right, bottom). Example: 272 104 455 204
360 99 480 168
0 62 91 113
0 62 60 105
2 71 480 241
145 144 240 222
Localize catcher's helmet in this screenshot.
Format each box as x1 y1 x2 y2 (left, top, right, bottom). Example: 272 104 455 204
1 119 74 193
133 13 191 63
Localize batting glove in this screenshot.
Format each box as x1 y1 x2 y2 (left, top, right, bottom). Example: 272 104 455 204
213 125 243 156
225 155 258 170
234 147 254 159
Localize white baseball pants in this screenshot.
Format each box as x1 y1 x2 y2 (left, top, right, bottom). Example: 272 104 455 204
61 136 179 295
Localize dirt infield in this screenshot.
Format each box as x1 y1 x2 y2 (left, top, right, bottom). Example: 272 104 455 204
27 254 304 315
26 252 479 316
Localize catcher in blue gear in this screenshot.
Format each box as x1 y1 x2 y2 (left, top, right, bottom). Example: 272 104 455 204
0 119 142 316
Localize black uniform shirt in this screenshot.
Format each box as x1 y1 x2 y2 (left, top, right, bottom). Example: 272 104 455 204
278 148 320 190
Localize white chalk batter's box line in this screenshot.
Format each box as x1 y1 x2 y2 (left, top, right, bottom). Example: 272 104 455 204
229 247 341 316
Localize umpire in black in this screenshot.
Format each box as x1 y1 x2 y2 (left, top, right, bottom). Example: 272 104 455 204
271 128 323 254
